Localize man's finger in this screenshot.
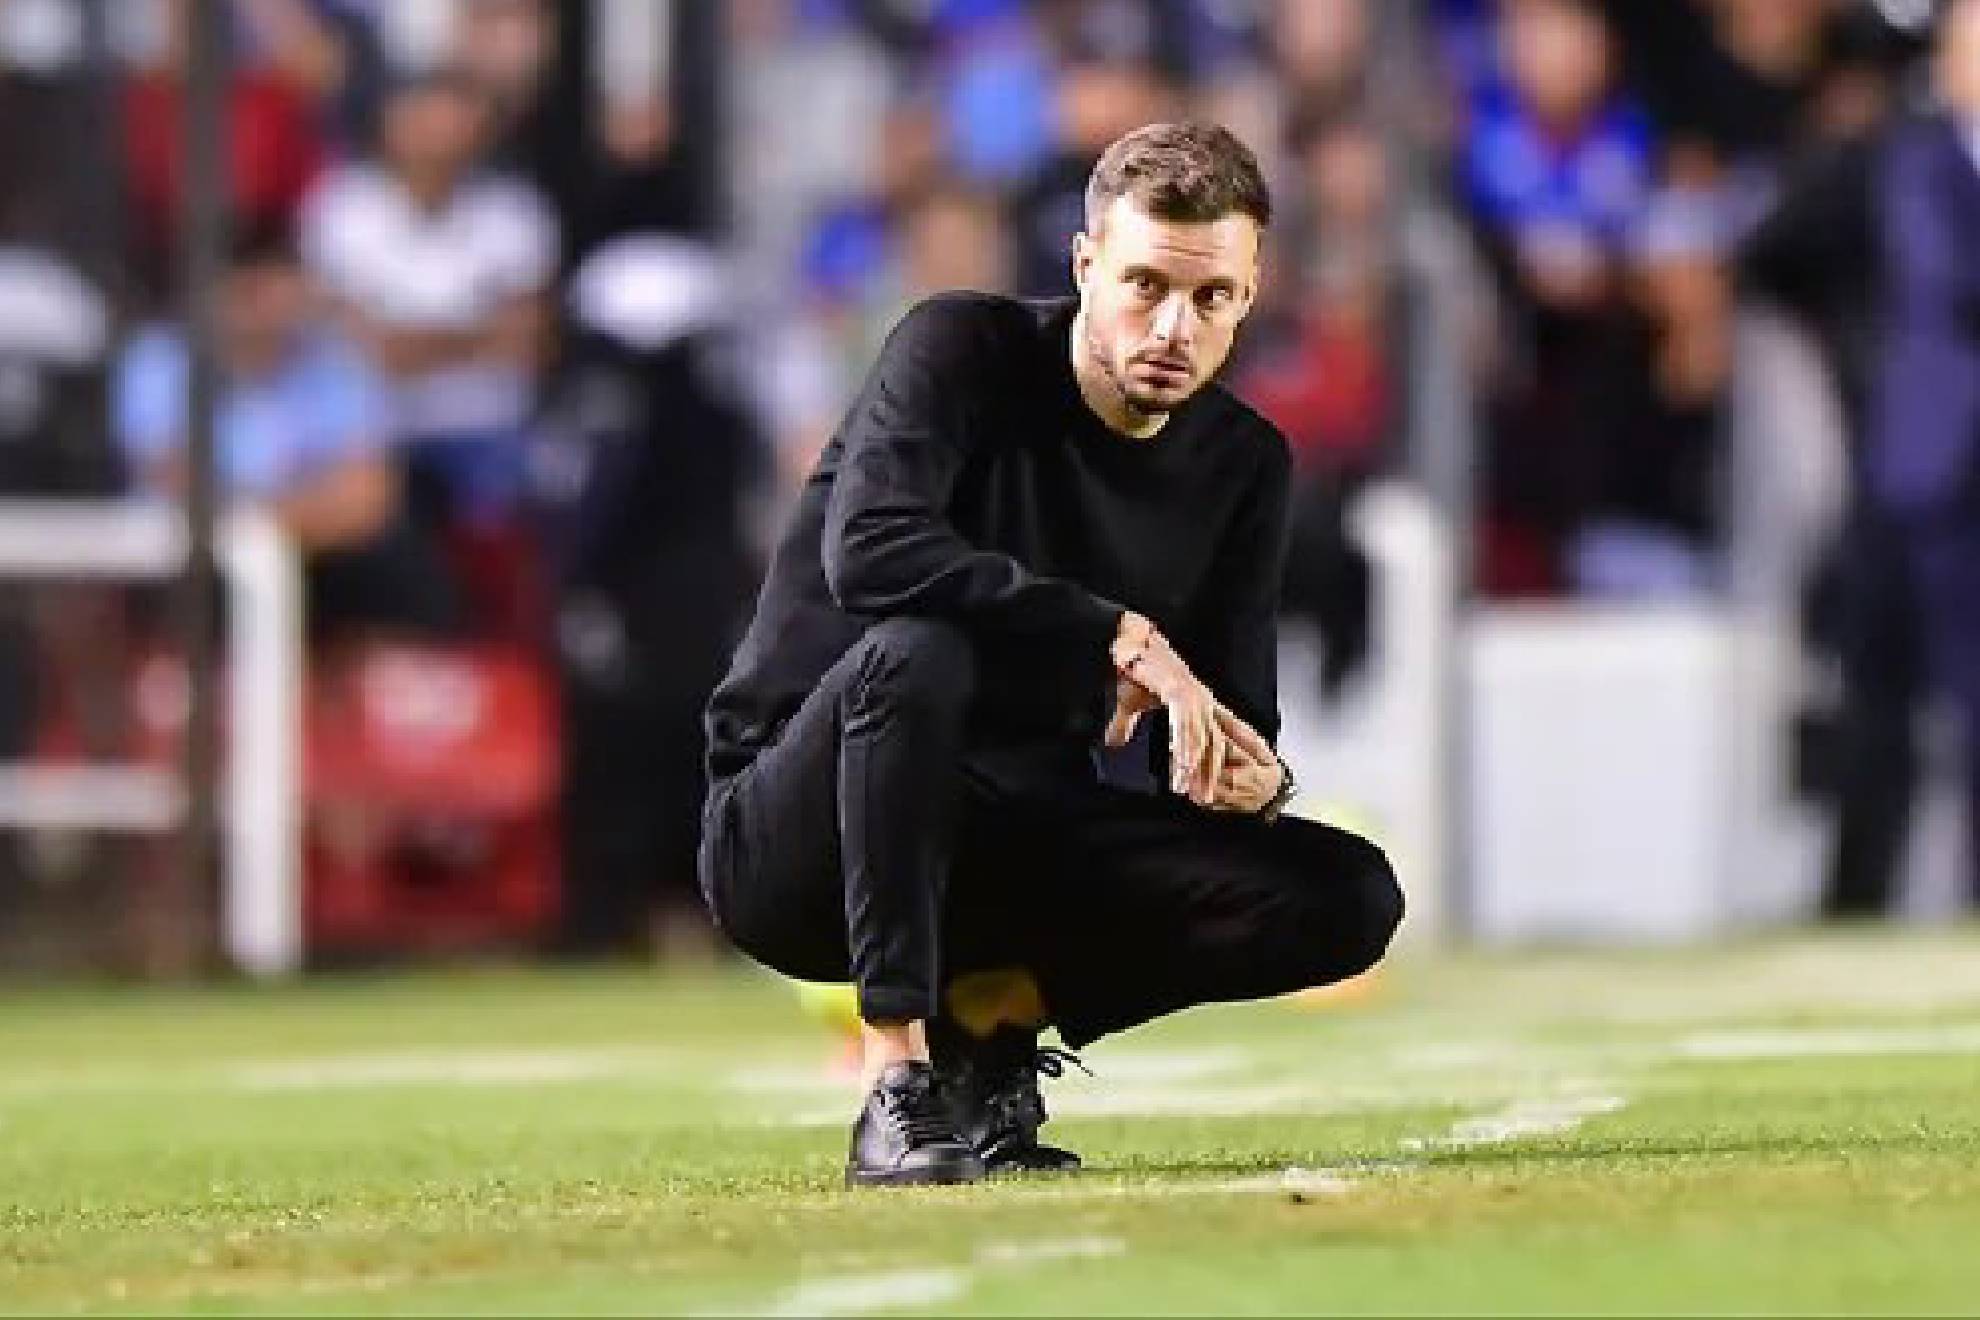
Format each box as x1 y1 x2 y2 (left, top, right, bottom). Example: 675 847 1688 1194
1214 704 1275 765
1172 703 1205 795
1200 724 1228 806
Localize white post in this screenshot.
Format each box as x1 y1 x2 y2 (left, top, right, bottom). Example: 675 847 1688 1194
218 511 304 978
0 500 305 976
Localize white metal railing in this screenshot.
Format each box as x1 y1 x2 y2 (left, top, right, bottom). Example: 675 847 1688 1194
0 500 302 976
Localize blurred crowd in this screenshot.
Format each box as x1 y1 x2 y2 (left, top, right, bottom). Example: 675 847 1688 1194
1 0 1977 962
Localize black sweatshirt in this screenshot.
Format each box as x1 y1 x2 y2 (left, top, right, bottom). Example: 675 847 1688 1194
705 293 1291 784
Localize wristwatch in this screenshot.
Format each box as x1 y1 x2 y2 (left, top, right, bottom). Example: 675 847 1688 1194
1257 757 1297 824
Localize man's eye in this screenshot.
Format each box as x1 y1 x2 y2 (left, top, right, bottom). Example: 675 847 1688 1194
1200 287 1235 309
1128 272 1160 295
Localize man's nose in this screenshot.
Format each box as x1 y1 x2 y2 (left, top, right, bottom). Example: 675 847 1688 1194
1151 293 1193 348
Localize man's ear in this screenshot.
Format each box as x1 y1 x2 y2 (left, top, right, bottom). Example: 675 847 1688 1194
1070 231 1094 294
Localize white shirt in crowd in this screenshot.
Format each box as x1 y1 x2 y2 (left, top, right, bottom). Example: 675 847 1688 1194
301 162 556 440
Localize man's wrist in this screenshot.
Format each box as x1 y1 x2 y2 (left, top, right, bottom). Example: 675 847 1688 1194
1256 757 1297 823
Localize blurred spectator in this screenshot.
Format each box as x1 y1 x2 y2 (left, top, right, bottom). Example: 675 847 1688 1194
1271 0 1376 121
764 175 1012 492
1237 109 1397 697
0 201 114 497
1460 0 1661 594
1860 0 1980 912
1463 0 1653 305
1740 25 1912 917
1606 0 1837 175
544 232 765 956
728 0 896 305
0 192 116 776
301 66 556 538
1564 187 1732 597
451 0 598 259
117 0 365 298
113 223 458 643
1010 53 1174 295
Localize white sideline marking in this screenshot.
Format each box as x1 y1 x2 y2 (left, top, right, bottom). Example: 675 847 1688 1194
1202 1166 1358 1198
1399 1093 1626 1152
750 1239 1125 1317
759 1267 970 1317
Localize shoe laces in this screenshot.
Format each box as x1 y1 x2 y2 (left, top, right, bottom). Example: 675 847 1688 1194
1031 1045 1092 1081
979 1044 1090 1141
882 1076 960 1146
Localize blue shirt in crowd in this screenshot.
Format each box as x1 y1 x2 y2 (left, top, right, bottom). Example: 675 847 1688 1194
1463 84 1657 250
113 326 391 501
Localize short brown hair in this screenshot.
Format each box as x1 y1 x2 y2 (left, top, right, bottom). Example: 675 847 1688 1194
1083 122 1272 233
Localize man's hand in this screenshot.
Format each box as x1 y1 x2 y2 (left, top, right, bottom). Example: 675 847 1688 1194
1108 613 1232 808
1203 705 1286 814
1106 618 1290 814
1102 673 1161 749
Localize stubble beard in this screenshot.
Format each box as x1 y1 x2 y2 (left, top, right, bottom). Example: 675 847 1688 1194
1085 321 1179 424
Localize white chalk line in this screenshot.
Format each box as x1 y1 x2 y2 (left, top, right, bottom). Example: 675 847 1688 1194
746 1236 1126 1317
1399 1092 1628 1152
737 1081 1625 1315
757 1267 969 1317
12 1016 1980 1104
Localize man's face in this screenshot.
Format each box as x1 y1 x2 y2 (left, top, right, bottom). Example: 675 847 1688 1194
382 85 488 183
218 260 308 368
1072 195 1260 417
1503 0 1611 129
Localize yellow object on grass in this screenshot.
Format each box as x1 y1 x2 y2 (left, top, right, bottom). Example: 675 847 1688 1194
792 978 861 1037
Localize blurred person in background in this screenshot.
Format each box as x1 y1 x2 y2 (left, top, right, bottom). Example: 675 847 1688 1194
1564 185 1732 597
450 0 598 261
541 215 766 958
1236 108 1398 700
0 196 114 501
1862 0 1980 913
759 151 1000 492
1270 0 1376 121
118 0 369 299
1460 0 1658 594
1606 0 1839 187
300 66 556 551
1740 13 1920 917
113 223 459 644
699 124 1400 1187
726 0 896 308
0 186 115 783
1009 51 1175 296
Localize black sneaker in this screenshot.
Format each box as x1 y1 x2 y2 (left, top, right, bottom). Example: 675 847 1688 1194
929 1019 1086 1174
845 1060 987 1188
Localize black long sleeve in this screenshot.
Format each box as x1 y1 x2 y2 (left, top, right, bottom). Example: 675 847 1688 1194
822 299 1126 648
1180 442 1291 745
707 293 1294 781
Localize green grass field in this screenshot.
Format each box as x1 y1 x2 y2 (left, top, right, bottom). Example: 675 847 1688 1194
5 929 1980 1315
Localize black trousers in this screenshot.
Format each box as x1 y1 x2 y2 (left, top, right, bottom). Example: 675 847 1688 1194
698 618 1404 1048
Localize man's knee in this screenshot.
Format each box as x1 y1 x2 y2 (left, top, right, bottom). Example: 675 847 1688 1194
1334 834 1404 973
1290 830 1403 982
847 617 978 720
